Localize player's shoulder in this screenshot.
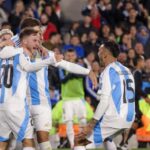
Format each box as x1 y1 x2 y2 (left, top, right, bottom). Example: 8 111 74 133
103 62 132 77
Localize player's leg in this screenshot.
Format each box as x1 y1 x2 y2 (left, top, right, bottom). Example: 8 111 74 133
77 99 87 128
0 141 9 150
63 100 74 148
66 120 74 148
31 105 52 150
36 131 52 150
21 116 35 150
74 122 122 150
6 106 35 149
0 111 11 150
7 133 17 150
22 138 35 150
103 138 117 150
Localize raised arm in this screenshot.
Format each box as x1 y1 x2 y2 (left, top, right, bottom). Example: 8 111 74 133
0 46 23 59
19 53 57 72
55 60 90 75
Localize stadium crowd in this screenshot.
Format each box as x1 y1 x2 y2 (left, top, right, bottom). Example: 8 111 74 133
0 0 150 149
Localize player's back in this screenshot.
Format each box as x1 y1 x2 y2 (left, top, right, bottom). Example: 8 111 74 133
0 54 28 110
99 61 135 128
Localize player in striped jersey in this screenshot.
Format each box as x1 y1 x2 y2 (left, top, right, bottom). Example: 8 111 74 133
0 28 60 150
74 41 135 150
0 18 97 150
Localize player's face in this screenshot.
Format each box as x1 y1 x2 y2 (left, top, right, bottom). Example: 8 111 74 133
33 26 43 43
65 51 77 62
0 33 12 41
25 34 40 51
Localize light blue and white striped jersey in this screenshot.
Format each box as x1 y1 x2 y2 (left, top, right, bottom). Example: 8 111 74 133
0 54 29 110
11 35 51 106
97 61 135 128
11 34 20 47
27 53 51 106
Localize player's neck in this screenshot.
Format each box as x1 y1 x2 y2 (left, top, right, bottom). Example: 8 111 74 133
105 57 116 67
22 45 32 58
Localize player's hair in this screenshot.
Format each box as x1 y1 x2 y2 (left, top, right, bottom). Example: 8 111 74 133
20 17 41 30
65 48 76 53
103 41 120 58
19 28 38 41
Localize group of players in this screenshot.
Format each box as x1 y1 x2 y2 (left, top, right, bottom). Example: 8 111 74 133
0 17 135 150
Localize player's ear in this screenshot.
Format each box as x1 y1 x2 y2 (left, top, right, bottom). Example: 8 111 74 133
22 38 27 45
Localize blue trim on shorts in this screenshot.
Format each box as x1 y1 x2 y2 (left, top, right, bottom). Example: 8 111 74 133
0 136 9 142
93 117 103 145
17 103 29 141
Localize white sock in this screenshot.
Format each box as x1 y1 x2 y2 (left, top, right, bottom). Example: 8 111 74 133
74 146 86 150
66 121 74 148
79 118 86 127
103 140 117 150
39 141 52 150
23 147 35 150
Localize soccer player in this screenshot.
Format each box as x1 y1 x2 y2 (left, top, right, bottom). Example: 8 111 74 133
59 48 88 148
74 41 135 150
0 28 59 150
0 17 97 150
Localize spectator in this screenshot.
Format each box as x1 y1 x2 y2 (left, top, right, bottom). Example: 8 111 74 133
63 34 85 58
43 32 62 50
136 25 150 47
83 29 99 56
0 0 7 25
83 51 95 70
100 23 111 41
40 13 57 41
8 0 25 33
43 2 61 32
114 24 123 43
51 0 62 19
76 11 96 36
134 42 145 57
120 33 132 52
129 25 138 47
85 60 100 110
126 48 136 72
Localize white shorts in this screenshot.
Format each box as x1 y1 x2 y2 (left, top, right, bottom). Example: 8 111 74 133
87 118 127 145
63 99 86 122
0 105 33 142
87 124 122 145
30 105 52 132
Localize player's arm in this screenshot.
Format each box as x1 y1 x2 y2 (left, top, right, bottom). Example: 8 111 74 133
55 60 97 88
93 69 112 120
39 46 97 88
77 68 112 138
0 46 23 59
39 46 91 75
19 53 57 72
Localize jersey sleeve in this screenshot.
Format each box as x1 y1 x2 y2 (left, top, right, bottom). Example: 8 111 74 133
94 67 112 120
0 46 23 59
54 60 90 75
19 53 56 72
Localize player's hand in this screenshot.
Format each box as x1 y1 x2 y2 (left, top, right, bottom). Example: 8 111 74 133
37 45 49 57
54 53 63 62
88 70 98 89
76 118 97 140
1 40 14 47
